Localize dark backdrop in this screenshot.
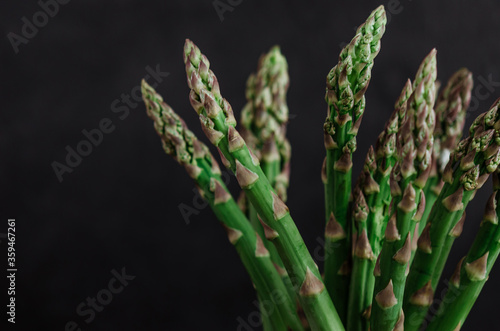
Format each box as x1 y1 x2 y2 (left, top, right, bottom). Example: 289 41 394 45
2 0 500 330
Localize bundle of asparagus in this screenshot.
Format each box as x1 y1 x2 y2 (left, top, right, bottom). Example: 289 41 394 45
141 81 303 330
141 5 500 330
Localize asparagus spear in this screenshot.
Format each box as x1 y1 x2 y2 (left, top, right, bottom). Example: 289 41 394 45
403 98 500 331
370 49 437 331
184 40 344 330
241 45 290 201
347 80 411 331
426 173 500 331
419 68 473 236
240 46 295 303
323 6 387 321
141 80 304 330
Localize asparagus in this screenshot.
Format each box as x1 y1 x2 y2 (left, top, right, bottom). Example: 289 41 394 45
403 98 500 331
241 45 291 201
240 46 296 303
259 294 273 331
323 6 387 321
141 80 304 330
370 49 437 331
426 173 500 331
419 68 473 236
347 79 411 331
184 40 344 330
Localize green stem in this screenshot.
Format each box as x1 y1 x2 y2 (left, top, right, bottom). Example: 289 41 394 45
184 41 344 330
196 156 301 331
323 7 387 322
348 171 391 331
261 156 298 305
403 175 474 331
427 186 500 331
371 179 421 331
347 259 371 330
372 48 437 331
249 154 298 312
250 206 290 331
141 80 303 331
233 144 343 331
347 79 410 331
324 136 351 324
259 293 274 331
419 176 440 236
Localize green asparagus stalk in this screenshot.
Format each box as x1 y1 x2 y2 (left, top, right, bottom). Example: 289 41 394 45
258 293 273 331
426 173 500 331
422 70 474 300
240 46 296 304
370 49 437 331
403 98 500 331
141 80 304 330
347 79 411 331
184 39 344 330
241 46 290 201
323 6 387 322
419 68 473 236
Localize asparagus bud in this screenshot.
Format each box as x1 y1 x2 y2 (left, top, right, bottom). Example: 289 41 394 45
404 98 500 331
239 46 297 319
184 39 344 331
141 80 303 330
419 68 473 236
371 49 437 331
323 6 387 322
427 175 500 331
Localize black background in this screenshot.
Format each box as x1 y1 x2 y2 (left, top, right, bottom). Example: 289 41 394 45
2 0 500 330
